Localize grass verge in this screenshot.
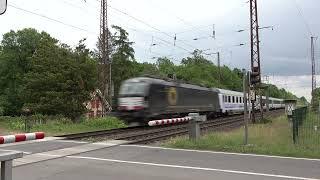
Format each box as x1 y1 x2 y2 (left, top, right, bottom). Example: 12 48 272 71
164 116 320 159
0 116 127 137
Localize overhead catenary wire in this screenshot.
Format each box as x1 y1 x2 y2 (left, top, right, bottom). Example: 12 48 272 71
57 0 244 58
147 0 214 37
8 4 97 35
291 0 314 37
8 0 248 66
8 2 188 60
100 1 198 50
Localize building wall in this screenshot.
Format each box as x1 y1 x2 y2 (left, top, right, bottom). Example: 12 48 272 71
85 96 103 118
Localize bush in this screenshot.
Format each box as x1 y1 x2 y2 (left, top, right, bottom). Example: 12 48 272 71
84 117 126 129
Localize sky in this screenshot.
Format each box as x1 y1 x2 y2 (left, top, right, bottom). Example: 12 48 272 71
0 0 319 101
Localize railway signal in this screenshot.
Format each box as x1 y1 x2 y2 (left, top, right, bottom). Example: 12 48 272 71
0 0 7 15
250 67 261 86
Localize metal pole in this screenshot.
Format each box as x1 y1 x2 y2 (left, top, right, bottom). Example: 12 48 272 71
99 0 112 114
260 89 264 121
1 161 13 180
243 70 249 145
266 86 270 113
217 52 221 84
251 98 256 123
250 0 261 123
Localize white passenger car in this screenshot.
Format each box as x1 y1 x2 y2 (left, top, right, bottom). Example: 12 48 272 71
215 88 247 115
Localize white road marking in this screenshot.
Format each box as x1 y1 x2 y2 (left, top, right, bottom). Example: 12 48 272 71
67 155 319 180
36 153 62 157
121 145 320 162
55 140 88 144
0 149 32 154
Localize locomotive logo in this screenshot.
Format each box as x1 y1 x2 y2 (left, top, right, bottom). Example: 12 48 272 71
167 87 178 105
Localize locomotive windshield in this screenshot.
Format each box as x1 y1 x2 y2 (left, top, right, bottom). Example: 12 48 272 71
119 82 147 96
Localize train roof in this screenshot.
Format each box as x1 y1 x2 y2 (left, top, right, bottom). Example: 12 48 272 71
124 77 218 92
214 88 243 96
123 77 285 101
269 97 284 101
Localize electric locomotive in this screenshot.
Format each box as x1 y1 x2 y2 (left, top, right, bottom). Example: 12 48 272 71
117 76 220 125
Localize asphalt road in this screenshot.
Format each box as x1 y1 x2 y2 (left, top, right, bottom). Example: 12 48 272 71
3 142 319 180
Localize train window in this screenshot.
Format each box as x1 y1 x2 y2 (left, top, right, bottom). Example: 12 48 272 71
224 96 228 102
228 96 231 103
236 97 239 103
239 97 242 103
232 96 235 103
119 82 147 95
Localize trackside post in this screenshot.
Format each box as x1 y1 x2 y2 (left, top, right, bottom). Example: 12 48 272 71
243 70 249 145
188 113 206 140
0 151 23 180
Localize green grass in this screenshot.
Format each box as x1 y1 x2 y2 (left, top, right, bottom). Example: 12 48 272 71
295 112 320 148
0 116 127 136
164 116 320 159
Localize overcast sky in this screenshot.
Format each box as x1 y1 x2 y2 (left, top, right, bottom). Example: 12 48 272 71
0 0 319 101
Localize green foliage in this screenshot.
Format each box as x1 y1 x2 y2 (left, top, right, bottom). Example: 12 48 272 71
83 117 126 129
110 25 136 97
165 116 320 159
0 27 300 119
0 28 56 115
0 29 97 120
267 84 294 99
0 115 126 136
298 96 309 106
311 88 320 111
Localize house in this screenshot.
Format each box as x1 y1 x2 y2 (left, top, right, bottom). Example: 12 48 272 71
85 89 112 118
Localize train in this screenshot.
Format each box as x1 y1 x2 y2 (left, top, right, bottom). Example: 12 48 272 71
117 76 285 125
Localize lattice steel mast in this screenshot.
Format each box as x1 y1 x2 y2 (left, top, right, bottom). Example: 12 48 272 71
249 0 262 123
99 0 112 114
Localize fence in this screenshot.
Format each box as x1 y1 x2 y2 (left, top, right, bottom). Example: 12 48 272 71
292 107 320 147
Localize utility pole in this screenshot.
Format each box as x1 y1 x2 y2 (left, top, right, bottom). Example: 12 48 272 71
204 51 221 84
99 0 112 114
243 70 249 145
249 0 262 123
217 52 221 84
264 75 270 113
311 36 317 97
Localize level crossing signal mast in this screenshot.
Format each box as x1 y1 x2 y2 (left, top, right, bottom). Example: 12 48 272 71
250 67 261 85
99 0 112 114
249 0 262 123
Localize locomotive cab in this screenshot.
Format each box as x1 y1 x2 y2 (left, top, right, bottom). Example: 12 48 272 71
117 79 150 124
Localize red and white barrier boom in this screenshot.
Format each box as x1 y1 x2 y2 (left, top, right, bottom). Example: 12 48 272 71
0 132 45 144
148 117 192 126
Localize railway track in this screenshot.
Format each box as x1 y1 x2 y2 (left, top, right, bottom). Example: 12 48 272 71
58 109 284 144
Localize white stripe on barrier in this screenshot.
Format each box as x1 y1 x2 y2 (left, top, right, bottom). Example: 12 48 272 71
25 133 36 141
0 132 45 144
148 117 192 126
4 135 16 144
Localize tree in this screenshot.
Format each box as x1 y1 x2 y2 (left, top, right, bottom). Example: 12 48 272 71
156 57 175 76
298 96 308 106
110 25 136 97
181 49 212 65
311 88 320 111
0 28 56 115
23 38 97 120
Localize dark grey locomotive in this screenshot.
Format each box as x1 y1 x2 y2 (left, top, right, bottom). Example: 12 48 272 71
117 77 220 124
